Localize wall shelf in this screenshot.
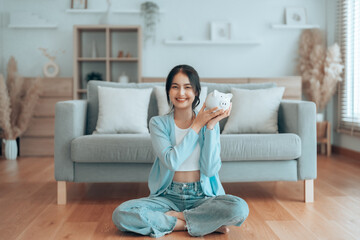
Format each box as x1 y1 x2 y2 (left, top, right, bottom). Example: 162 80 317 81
8 24 58 29
164 40 261 46
78 58 107 61
271 24 320 29
109 58 139 62
66 9 107 14
111 9 166 14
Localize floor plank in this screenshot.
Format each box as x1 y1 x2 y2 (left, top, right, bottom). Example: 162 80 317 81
16 202 78 240
260 182 356 240
0 154 359 239
53 222 98 240
266 220 319 240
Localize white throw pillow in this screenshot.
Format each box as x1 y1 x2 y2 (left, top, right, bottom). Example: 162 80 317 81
222 87 285 134
94 86 153 134
154 86 208 115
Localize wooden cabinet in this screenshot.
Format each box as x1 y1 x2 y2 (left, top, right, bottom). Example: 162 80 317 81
73 25 142 99
20 77 72 156
317 121 331 156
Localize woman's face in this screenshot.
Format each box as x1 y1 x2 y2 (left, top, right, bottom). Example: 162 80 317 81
169 72 197 111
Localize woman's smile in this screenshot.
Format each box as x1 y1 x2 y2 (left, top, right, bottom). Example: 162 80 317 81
175 97 188 102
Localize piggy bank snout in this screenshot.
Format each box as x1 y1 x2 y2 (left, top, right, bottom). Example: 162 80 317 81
220 101 230 109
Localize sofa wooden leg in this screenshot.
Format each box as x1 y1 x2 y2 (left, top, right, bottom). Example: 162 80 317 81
304 179 314 203
57 181 67 205
327 122 331 157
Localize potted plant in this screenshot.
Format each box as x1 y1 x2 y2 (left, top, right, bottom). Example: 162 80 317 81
298 29 344 119
83 72 103 89
140 1 160 43
298 29 344 156
0 57 42 160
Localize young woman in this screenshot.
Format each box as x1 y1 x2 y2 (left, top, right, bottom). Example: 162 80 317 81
112 65 249 238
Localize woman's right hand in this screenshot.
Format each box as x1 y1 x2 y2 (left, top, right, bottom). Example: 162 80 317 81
191 104 224 133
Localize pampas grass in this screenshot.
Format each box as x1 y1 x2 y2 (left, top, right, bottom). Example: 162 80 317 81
298 29 344 112
0 57 42 140
0 74 13 139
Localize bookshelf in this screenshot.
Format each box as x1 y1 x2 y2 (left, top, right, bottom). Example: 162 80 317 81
73 25 142 99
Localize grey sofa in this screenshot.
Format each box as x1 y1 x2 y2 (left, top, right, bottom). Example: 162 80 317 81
54 80 316 204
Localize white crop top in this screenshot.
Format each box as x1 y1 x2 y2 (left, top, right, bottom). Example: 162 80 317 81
174 123 200 171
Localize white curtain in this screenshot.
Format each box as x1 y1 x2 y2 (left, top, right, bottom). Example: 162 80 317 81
337 0 360 136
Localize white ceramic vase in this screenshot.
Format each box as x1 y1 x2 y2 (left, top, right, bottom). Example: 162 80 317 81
118 72 129 83
3 139 18 160
316 113 324 122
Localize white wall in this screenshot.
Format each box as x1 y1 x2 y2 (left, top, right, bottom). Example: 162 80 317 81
1 0 326 78
4 1 357 151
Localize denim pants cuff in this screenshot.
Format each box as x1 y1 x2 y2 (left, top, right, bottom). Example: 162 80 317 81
183 209 211 237
183 210 194 236
149 215 177 238
183 209 224 237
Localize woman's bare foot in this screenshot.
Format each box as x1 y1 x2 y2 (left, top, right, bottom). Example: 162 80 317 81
215 226 230 234
173 219 187 231
165 211 187 231
165 210 178 218
165 211 185 221
165 212 229 234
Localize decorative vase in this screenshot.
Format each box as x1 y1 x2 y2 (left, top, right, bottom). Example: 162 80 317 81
118 72 129 83
316 113 324 122
3 139 18 160
43 60 59 78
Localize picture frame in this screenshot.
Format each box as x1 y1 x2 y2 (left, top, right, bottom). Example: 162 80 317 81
71 0 87 9
210 21 231 41
285 7 307 25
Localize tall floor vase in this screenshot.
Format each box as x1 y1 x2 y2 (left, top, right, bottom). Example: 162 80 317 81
3 139 18 160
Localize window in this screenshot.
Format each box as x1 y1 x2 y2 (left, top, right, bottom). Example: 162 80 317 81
338 0 360 136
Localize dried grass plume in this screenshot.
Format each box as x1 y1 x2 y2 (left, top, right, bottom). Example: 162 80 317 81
0 57 43 139
298 29 344 112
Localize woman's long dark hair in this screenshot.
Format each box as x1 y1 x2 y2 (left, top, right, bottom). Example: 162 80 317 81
165 64 201 110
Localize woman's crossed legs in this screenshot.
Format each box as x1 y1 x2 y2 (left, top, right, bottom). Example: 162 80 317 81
112 194 248 237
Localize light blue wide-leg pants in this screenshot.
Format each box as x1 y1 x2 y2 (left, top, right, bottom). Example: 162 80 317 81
112 181 249 238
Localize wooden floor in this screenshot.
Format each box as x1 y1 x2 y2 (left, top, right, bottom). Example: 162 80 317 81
0 154 359 240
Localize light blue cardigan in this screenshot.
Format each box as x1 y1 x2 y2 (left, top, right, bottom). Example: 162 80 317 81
148 111 225 197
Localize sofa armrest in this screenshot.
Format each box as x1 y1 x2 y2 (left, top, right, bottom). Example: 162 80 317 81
278 100 317 180
54 100 87 181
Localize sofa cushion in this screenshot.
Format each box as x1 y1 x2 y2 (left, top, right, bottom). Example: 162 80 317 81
220 133 301 161
86 81 277 134
71 134 154 163
223 87 285 134
71 133 301 163
94 87 153 134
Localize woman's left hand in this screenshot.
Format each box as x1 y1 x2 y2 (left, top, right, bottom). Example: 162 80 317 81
206 103 232 130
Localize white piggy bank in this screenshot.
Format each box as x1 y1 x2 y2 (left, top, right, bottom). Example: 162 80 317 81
205 90 233 111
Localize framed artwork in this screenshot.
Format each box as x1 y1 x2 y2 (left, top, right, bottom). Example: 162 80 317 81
285 7 307 25
71 0 87 9
211 21 231 41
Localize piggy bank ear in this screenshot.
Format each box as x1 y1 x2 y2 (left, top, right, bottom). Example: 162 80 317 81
213 90 218 97
226 93 233 100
